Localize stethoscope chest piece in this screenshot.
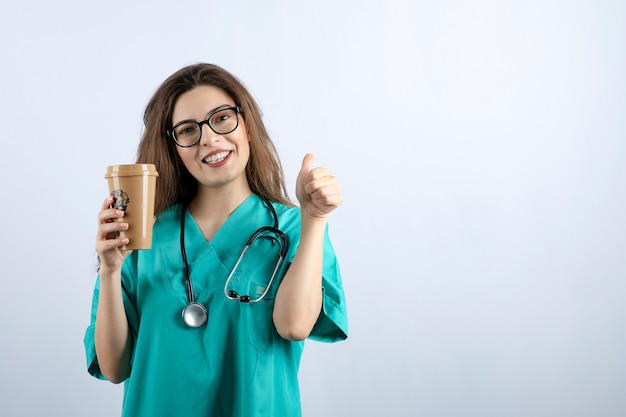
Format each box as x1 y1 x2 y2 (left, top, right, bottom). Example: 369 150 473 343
182 302 207 328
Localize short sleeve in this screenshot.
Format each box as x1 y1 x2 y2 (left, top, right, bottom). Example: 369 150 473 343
84 254 140 380
308 225 348 342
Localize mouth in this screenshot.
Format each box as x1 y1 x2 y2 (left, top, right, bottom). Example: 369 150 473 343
203 150 232 166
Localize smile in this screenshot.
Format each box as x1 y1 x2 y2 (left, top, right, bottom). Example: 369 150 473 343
203 151 231 165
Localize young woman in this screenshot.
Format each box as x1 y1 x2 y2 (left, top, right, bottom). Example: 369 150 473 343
84 63 348 416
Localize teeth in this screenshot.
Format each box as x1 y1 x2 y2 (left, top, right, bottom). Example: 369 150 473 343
204 151 230 164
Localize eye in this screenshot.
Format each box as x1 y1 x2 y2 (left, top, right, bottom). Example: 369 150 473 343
212 110 231 125
175 123 199 137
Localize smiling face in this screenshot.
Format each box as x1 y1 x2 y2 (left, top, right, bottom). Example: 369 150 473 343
171 85 251 196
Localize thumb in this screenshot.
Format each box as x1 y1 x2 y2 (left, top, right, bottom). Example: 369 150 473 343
299 153 314 177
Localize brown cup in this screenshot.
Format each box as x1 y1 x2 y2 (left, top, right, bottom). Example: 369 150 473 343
105 164 159 250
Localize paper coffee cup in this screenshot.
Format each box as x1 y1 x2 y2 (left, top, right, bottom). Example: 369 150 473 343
105 164 159 250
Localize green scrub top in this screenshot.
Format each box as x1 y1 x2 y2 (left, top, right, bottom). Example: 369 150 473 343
84 194 348 417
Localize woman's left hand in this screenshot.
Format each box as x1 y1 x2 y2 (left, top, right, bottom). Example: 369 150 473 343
296 154 344 220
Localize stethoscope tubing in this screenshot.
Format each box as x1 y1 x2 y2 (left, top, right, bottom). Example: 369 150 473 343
179 197 288 326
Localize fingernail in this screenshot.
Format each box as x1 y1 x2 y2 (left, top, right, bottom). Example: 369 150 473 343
116 210 124 216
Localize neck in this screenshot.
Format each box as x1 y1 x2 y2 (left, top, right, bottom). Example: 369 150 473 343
188 181 253 221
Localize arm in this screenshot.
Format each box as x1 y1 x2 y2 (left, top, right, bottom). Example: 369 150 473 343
93 197 133 383
273 154 343 341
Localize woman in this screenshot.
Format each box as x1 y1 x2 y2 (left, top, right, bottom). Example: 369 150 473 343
84 63 348 416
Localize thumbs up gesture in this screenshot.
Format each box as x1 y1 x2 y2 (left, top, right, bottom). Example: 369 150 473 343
296 154 344 220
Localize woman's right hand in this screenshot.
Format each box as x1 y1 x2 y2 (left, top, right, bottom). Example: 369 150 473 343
96 197 132 273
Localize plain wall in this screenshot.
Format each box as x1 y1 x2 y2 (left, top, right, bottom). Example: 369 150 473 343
1 1 625 416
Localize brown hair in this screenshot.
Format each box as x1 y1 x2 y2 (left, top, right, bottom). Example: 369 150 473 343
136 63 293 214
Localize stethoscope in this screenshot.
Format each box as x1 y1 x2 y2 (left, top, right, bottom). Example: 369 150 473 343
179 197 289 328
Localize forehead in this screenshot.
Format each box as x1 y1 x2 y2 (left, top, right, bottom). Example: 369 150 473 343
172 85 235 123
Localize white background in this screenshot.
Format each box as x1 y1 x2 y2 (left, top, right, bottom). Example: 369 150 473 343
1 1 625 416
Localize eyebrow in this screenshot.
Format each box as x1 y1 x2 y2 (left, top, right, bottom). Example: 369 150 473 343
172 104 234 126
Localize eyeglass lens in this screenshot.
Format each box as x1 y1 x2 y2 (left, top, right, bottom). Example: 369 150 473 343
172 108 239 147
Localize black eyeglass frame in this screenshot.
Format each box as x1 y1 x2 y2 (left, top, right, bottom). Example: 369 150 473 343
166 106 243 148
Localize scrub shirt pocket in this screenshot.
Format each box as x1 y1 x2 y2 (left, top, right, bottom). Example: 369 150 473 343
247 282 276 354
231 235 282 354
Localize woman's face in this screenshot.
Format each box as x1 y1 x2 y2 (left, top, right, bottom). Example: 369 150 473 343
171 85 250 193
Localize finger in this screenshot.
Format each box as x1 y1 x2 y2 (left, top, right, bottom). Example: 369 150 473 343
96 236 129 253
303 173 338 196
305 167 331 182
97 226 130 246
101 196 115 210
98 207 125 224
298 153 314 179
98 220 129 236
309 185 343 206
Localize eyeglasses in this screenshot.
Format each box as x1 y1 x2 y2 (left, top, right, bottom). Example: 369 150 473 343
167 106 243 147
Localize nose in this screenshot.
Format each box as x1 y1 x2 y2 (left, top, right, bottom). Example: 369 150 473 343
199 123 222 146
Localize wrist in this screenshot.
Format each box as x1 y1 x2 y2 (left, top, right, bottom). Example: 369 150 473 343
98 265 122 280
300 210 328 233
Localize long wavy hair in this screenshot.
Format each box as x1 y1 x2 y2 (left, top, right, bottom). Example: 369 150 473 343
136 63 293 214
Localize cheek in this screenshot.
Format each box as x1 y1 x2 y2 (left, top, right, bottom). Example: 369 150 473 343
237 132 251 155
175 149 185 164
176 148 195 166
241 140 252 162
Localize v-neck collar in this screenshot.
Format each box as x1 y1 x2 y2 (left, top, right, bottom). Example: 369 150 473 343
185 193 255 244
181 194 266 269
